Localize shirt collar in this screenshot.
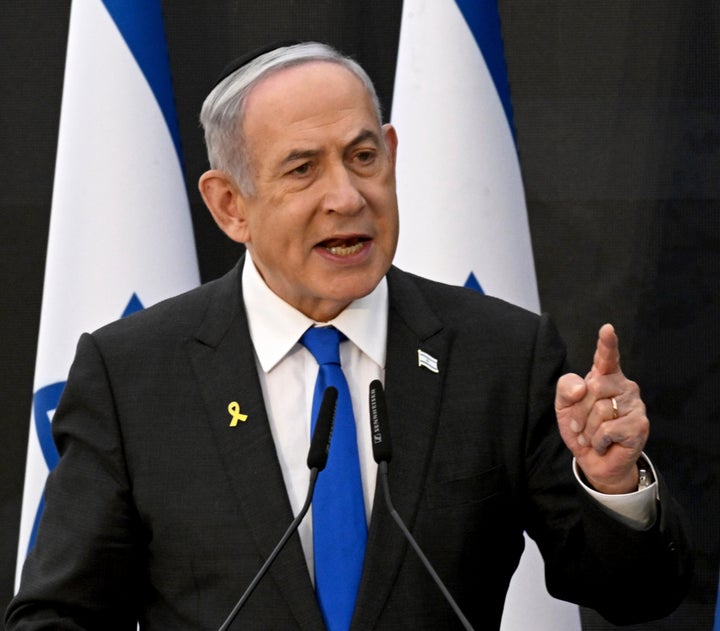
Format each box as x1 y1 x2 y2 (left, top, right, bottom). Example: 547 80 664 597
242 253 388 373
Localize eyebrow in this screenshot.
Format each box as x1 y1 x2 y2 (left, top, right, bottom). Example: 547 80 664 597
278 128 381 169
347 128 381 149
280 148 319 168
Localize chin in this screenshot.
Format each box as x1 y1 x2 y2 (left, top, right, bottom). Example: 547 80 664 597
336 273 383 301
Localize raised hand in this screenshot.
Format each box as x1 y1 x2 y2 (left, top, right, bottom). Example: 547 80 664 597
555 324 648 494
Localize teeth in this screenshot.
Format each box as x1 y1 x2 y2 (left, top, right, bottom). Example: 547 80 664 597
326 242 364 256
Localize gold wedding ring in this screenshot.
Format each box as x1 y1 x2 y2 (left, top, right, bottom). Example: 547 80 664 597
611 396 619 419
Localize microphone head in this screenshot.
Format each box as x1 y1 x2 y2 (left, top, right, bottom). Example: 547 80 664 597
369 380 392 463
307 386 337 471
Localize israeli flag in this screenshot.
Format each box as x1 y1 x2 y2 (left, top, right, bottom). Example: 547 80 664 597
391 1 580 629
15 0 199 589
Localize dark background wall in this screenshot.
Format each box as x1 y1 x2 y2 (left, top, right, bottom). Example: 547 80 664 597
1 2 717 629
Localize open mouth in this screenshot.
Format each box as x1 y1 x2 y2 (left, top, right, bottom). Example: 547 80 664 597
320 237 369 257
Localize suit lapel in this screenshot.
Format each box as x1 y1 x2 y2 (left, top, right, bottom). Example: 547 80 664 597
186 259 325 629
353 267 451 629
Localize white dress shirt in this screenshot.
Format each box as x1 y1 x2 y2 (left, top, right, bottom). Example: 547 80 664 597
242 254 386 579
241 253 657 577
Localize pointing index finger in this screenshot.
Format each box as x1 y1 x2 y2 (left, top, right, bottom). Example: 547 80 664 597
592 323 621 376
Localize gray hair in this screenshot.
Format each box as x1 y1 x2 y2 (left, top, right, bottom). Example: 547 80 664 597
199 42 383 195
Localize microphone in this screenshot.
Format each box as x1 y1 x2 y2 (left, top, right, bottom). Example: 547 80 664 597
368 380 475 631
217 386 338 631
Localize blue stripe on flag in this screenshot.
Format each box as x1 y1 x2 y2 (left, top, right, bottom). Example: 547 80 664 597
100 0 182 161
122 292 145 317
33 382 63 472
465 272 485 294
27 381 65 553
27 495 47 557
454 0 516 139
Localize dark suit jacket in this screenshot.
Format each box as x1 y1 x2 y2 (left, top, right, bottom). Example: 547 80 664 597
7 258 691 630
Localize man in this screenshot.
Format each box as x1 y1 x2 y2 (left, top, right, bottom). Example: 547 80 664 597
7 42 691 630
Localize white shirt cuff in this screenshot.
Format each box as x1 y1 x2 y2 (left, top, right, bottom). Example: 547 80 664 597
572 452 658 530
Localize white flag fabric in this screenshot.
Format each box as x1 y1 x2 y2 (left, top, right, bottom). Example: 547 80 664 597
15 0 199 589
391 1 581 629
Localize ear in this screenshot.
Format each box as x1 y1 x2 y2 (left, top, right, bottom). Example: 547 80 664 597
198 170 250 243
382 123 398 166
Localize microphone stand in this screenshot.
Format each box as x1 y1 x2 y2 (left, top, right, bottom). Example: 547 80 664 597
377 461 475 631
369 379 474 631
217 469 320 631
217 386 337 631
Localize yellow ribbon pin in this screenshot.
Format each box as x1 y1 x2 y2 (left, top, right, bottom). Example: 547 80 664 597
228 401 248 426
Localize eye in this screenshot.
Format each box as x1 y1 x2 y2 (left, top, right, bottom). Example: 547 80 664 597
288 161 313 177
353 149 377 167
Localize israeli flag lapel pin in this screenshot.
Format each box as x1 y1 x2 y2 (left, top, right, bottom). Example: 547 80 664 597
417 349 439 373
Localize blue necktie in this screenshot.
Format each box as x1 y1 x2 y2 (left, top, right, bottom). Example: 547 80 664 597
300 326 367 631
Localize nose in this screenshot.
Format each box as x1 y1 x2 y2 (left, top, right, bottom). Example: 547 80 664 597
320 163 365 215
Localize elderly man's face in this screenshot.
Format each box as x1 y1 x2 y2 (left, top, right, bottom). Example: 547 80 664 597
235 61 399 321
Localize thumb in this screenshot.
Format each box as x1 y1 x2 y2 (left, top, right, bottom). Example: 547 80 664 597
555 373 587 411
